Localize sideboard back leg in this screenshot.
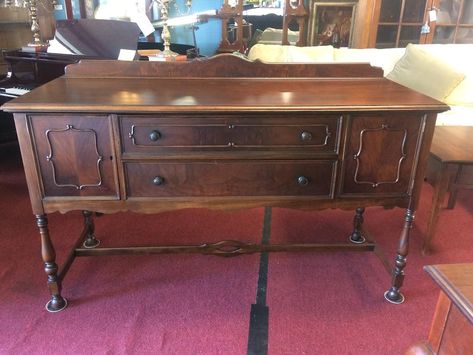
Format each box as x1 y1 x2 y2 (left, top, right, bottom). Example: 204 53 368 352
36 215 68 312
446 165 461 210
82 210 100 249
348 207 366 244
384 209 414 304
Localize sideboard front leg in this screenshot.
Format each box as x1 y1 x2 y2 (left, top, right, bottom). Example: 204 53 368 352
82 210 100 249
36 215 68 312
384 209 414 304
348 207 366 244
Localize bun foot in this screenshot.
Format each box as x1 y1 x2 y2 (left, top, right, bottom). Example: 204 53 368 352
83 238 100 249
348 233 366 244
384 290 405 304
45 297 68 313
348 208 366 244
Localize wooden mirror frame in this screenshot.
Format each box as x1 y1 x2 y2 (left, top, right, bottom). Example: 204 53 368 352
217 0 244 53
217 0 308 53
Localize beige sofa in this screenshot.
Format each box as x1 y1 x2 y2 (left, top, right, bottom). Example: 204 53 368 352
247 43 473 126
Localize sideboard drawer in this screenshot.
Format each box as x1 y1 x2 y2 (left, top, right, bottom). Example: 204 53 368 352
120 115 340 154
125 160 336 197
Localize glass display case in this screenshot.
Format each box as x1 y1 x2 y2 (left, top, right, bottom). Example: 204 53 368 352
433 0 473 43
374 0 473 48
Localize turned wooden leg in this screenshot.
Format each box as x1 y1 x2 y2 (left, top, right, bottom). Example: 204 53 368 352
36 215 68 312
384 209 414 304
82 210 100 249
348 207 366 244
424 164 450 254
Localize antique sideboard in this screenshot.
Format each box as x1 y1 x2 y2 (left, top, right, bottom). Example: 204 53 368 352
1 55 448 312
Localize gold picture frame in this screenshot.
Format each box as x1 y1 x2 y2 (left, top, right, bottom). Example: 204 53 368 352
308 1 357 47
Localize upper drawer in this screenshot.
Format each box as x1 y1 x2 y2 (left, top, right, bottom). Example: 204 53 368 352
119 114 341 154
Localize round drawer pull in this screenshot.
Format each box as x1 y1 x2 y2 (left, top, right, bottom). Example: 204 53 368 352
297 176 310 186
152 176 165 186
149 130 162 142
301 131 313 142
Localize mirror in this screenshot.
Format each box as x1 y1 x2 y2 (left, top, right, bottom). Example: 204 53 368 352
45 0 312 57
243 0 285 47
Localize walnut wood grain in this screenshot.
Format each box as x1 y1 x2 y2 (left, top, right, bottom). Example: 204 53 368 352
0 57 450 310
74 241 376 257
29 115 119 198
13 113 45 215
124 160 335 197
3 76 447 114
341 112 425 196
63 54 384 78
119 113 340 154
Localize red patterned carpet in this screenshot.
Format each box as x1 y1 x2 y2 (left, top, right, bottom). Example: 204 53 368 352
1 144 472 354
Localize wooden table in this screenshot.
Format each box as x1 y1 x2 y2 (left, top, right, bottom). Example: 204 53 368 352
1 55 448 312
424 126 473 253
407 264 473 354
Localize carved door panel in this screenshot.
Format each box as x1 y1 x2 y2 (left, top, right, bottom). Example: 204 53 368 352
341 113 424 196
30 115 118 198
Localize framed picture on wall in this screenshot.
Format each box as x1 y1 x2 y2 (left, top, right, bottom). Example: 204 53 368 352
308 1 357 47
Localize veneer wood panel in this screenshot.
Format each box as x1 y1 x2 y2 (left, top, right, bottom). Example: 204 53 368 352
1 56 448 311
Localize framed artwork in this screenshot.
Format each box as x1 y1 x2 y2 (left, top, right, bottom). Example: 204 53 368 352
308 1 357 47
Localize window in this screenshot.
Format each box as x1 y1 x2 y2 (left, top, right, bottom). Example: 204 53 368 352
376 0 429 48
432 0 473 43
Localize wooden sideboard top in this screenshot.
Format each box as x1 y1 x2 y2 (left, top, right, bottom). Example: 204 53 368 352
2 76 449 114
2 55 448 114
425 264 473 324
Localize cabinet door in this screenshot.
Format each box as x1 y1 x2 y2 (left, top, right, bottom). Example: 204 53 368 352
341 113 423 196
30 115 118 198
429 0 473 44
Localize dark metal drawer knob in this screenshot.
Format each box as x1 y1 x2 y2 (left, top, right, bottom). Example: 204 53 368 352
153 176 165 186
149 130 161 141
297 176 310 186
301 131 312 142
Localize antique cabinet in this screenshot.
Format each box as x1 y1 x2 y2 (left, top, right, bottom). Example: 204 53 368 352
428 0 473 44
371 0 473 47
1 55 448 312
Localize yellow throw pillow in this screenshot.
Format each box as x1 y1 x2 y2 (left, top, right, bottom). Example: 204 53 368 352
386 44 465 102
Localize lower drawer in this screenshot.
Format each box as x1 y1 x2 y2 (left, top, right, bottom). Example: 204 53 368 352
125 160 336 197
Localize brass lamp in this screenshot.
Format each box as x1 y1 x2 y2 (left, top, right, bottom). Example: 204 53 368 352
4 0 57 51
151 0 192 59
